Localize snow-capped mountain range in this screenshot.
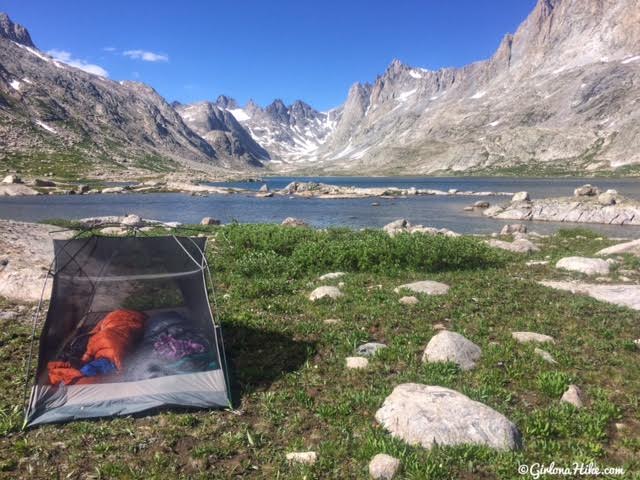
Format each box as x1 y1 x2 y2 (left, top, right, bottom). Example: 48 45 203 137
2 0 640 177
176 95 340 165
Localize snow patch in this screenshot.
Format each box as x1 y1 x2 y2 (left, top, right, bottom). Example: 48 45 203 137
35 120 57 134
621 55 640 64
351 146 370 159
22 78 33 84
487 119 502 127
470 91 486 99
9 80 21 91
227 108 250 122
397 89 417 102
408 70 423 79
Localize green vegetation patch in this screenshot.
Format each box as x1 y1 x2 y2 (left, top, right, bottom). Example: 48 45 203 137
0 225 638 479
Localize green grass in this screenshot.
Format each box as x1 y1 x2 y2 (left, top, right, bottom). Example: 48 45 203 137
0 226 639 478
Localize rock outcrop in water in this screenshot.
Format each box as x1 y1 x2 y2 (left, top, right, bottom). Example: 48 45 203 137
483 188 640 225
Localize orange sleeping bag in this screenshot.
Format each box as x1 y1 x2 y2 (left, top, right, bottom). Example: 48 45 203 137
81 309 147 370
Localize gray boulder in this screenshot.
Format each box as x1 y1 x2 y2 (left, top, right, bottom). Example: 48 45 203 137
2 174 22 184
500 223 527 235
487 238 539 253
309 286 342 301
596 238 640 257
282 217 308 227
598 190 617 206
200 217 221 226
556 256 610 276
511 191 530 202
574 184 600 197
422 331 481 370
375 384 522 450
394 280 450 295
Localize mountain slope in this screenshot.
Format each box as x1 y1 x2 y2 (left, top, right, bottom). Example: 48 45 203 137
174 101 269 167
207 96 340 164
0 13 262 178
295 0 640 174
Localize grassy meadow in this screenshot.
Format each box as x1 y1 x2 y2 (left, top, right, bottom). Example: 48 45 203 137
0 225 639 479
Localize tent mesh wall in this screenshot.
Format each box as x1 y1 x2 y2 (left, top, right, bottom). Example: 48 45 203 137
25 235 231 426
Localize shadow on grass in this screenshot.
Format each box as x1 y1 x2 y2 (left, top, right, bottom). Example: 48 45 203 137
222 324 316 407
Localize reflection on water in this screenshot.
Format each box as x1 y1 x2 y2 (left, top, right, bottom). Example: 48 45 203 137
1 177 639 238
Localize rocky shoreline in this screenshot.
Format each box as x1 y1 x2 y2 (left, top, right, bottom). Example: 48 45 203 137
1 175 512 199
478 184 640 226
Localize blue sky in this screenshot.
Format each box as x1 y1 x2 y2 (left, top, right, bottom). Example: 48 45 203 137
4 0 537 110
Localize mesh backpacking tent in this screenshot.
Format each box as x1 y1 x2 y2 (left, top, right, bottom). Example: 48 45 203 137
24 233 231 427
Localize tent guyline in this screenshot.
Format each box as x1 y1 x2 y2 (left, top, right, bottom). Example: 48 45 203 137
23 229 232 427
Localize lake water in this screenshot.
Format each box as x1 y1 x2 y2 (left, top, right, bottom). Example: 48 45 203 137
2 177 640 237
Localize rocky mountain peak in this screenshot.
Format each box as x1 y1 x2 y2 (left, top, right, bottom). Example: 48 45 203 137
290 100 317 119
215 95 238 109
386 58 409 76
0 13 35 48
265 99 289 123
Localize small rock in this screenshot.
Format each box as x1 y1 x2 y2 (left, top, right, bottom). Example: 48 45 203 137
399 296 419 305
200 217 221 226
474 201 490 208
121 214 144 227
346 357 369 369
383 218 409 235
534 348 557 364
512 332 555 344
597 191 616 206
368 453 400 480
561 385 584 408
282 217 308 227
422 331 481 370
371 202 380 207
511 191 530 202
500 223 527 235
286 451 317 465
556 257 610 276
0 311 18 321
487 238 539 253
34 179 56 187
100 226 128 236
309 286 342 301
2 174 22 184
574 184 600 197
526 260 549 266
356 342 387 357
319 272 345 281
323 318 340 325
394 280 450 296
432 323 447 330
101 186 124 194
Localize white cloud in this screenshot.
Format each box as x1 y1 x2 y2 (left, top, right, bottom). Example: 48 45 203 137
103 46 117 52
123 49 168 62
47 49 109 77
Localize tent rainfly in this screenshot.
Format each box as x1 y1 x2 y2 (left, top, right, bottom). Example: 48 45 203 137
24 234 231 426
